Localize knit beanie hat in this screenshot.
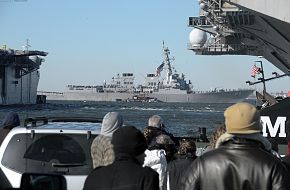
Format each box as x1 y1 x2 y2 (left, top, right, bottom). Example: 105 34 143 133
101 112 123 137
224 102 262 134
112 126 148 157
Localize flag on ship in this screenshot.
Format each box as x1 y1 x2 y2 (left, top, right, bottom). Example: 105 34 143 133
156 62 164 76
251 64 261 78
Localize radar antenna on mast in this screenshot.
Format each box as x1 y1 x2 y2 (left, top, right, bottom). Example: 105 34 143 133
22 39 31 52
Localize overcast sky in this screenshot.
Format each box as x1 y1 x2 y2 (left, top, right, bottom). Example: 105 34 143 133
0 0 289 93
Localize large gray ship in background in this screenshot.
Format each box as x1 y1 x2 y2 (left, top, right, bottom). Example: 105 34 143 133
41 43 253 103
0 44 47 105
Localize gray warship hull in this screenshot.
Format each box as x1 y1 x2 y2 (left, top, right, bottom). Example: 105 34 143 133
39 89 253 103
148 90 253 103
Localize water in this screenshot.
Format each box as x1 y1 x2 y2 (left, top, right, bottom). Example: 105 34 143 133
0 100 254 137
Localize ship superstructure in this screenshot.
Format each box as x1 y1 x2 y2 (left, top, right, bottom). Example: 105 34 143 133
67 73 135 93
142 43 193 95
0 46 47 105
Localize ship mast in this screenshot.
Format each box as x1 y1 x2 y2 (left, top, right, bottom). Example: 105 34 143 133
162 41 175 86
23 39 31 52
246 59 290 106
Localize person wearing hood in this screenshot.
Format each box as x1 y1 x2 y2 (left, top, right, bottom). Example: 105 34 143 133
0 112 20 145
91 112 123 168
2 112 20 129
181 102 290 190
84 126 159 190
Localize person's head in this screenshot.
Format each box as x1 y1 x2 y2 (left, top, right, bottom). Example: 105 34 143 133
112 126 148 165
143 127 162 144
148 115 164 129
209 124 227 149
101 112 123 137
224 102 262 135
154 134 176 161
2 112 20 129
178 138 196 158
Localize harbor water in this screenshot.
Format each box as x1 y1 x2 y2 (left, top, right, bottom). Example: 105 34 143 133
0 100 255 137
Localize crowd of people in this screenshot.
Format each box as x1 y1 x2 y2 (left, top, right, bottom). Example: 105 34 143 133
1 102 290 190
83 102 290 190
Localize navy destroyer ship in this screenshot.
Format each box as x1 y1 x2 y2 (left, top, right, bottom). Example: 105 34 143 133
41 43 253 103
0 43 47 105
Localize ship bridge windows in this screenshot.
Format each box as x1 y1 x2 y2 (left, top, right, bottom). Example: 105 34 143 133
122 73 133 77
147 74 155 77
148 82 157 86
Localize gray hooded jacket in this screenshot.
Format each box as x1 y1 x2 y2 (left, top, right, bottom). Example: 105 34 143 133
91 112 123 168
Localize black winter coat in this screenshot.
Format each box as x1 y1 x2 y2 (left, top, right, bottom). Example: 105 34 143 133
167 156 196 190
282 155 290 174
83 154 159 190
181 138 290 190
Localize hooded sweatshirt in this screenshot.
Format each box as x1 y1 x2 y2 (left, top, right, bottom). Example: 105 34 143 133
91 112 123 168
2 112 20 129
101 112 123 137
